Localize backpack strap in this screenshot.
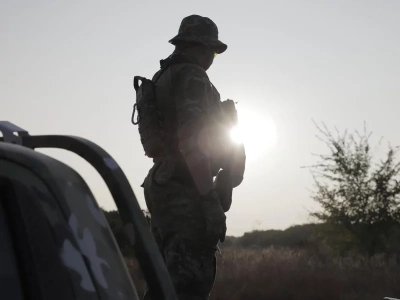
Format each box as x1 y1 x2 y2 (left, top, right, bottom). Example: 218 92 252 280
133 64 168 93
131 67 170 125
133 76 145 92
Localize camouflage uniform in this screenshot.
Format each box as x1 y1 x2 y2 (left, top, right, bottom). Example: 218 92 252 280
142 15 230 300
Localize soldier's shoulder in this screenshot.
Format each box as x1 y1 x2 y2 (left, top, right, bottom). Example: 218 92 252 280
173 63 209 83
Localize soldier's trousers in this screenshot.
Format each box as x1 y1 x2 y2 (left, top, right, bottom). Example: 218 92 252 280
142 164 218 300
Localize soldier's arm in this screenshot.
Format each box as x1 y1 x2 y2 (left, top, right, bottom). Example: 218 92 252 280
174 66 214 195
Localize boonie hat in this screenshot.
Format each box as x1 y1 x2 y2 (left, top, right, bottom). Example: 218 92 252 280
169 15 227 54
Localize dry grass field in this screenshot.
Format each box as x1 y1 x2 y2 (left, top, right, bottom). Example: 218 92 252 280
126 247 400 300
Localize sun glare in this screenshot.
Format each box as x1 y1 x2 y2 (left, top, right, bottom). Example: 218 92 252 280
229 106 277 162
230 126 243 144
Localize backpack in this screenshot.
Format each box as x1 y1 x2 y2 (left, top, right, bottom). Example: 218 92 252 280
132 54 202 158
131 67 169 158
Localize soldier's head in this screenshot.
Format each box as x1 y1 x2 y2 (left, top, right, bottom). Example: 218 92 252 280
173 41 216 70
169 15 227 70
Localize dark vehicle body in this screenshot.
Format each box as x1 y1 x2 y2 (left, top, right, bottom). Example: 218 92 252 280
0 121 177 300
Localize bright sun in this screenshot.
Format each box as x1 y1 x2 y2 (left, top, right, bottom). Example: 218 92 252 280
229 106 277 162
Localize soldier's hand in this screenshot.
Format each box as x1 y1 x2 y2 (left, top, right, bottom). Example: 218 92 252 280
215 169 233 212
201 189 227 244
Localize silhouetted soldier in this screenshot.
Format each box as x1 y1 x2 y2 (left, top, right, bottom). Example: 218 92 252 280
140 15 246 300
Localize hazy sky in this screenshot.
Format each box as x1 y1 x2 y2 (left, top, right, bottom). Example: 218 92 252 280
1 0 399 236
